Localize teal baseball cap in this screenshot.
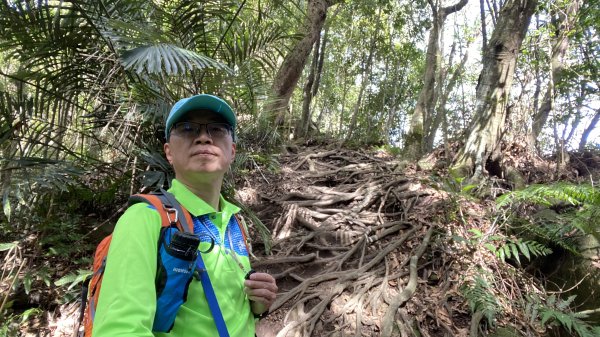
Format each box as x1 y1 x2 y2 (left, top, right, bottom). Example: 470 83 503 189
165 94 236 139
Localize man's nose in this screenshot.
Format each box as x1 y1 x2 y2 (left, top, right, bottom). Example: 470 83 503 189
194 125 212 143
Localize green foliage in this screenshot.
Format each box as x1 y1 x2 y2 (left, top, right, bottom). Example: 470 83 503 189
121 43 231 75
0 319 14 337
489 238 552 264
0 241 17 252
461 274 500 325
525 294 600 337
222 150 277 254
497 183 600 208
0 308 43 337
238 204 273 254
497 183 600 248
232 151 280 175
451 180 600 335
55 269 93 291
462 228 553 264
431 174 479 203
492 182 600 334
0 0 291 214
373 144 402 156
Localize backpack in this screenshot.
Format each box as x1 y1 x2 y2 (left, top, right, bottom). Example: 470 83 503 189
77 189 249 337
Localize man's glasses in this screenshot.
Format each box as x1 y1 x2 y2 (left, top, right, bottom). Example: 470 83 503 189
169 122 232 140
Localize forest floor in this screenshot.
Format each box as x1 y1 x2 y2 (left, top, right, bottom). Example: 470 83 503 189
4 142 600 337
244 143 600 337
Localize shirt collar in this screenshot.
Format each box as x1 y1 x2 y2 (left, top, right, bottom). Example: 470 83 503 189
168 179 240 217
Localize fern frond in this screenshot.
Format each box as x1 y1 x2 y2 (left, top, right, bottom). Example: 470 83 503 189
525 240 553 257
527 293 600 337
497 183 600 208
461 276 499 325
495 239 552 262
523 221 580 254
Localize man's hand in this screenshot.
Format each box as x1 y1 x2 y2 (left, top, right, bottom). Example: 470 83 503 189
244 272 278 315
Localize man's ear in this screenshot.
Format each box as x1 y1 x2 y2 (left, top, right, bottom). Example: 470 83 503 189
230 143 236 162
164 142 173 164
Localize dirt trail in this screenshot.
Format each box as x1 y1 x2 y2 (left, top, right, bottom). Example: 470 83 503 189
241 147 475 337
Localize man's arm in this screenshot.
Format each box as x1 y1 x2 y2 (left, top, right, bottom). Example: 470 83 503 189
91 203 162 337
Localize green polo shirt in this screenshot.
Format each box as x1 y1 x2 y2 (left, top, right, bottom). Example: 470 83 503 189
92 179 255 337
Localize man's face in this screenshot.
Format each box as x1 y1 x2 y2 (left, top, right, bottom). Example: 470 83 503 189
164 111 236 184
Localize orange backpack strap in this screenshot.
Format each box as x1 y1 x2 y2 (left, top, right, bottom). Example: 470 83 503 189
129 191 194 233
81 190 195 337
82 235 112 337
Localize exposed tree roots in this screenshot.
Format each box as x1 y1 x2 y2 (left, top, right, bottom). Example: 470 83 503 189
241 147 477 336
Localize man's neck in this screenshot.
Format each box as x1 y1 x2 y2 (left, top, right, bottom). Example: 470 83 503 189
177 176 223 210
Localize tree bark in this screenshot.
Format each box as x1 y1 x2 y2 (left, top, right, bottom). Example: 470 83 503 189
343 8 380 145
405 0 468 158
480 0 487 50
452 0 538 178
299 22 330 138
271 0 339 126
531 0 582 141
343 40 375 144
426 44 470 152
579 109 600 151
299 35 321 138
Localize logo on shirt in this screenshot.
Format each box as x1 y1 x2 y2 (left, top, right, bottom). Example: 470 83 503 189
172 267 191 274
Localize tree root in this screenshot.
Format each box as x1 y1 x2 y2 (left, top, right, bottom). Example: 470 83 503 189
249 148 468 336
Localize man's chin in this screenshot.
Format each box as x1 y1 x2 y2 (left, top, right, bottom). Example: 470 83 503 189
187 167 226 177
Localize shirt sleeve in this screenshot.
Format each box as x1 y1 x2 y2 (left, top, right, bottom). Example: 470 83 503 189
91 202 162 337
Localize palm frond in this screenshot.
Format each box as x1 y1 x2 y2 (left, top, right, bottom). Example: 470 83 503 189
223 21 290 71
169 0 236 51
121 43 231 75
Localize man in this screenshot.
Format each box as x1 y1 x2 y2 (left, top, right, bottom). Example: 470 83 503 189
92 94 278 337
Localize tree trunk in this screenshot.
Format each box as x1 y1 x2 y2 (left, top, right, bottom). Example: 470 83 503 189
299 22 330 138
299 35 320 138
579 109 600 151
425 44 470 152
338 68 349 136
343 21 378 144
271 0 339 126
452 0 538 178
405 0 468 159
531 0 582 141
343 49 372 143
480 0 487 50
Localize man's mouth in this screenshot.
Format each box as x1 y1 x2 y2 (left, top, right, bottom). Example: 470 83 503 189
191 150 217 156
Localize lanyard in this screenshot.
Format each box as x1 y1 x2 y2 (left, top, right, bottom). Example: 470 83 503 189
195 250 230 337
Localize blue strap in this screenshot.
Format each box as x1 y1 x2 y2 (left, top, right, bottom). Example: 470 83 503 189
195 253 230 337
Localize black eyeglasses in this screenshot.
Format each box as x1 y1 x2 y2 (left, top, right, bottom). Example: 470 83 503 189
169 122 232 140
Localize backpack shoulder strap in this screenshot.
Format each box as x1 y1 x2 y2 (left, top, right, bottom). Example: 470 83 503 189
233 214 250 253
129 192 194 233
158 189 194 233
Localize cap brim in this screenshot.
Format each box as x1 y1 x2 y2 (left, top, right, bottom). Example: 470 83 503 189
165 94 236 138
